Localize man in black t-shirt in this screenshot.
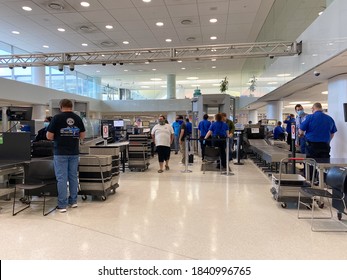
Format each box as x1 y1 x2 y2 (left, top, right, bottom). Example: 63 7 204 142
179 116 187 163
47 99 85 213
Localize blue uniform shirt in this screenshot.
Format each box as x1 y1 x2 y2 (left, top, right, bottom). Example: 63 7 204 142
300 111 337 143
209 121 229 137
198 119 211 137
186 121 192 135
283 116 295 133
273 126 285 140
172 121 182 136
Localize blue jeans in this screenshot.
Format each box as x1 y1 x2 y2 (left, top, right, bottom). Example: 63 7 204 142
54 155 79 208
174 135 179 153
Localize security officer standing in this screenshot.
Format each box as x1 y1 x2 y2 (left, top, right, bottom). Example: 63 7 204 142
299 102 337 159
294 104 308 154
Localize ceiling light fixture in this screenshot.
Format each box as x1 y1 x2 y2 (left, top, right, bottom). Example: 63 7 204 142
57 28 65 32
209 18 217 23
81 43 88 46
212 66 216 69
186 37 196 42
187 77 199 80
210 36 217 40
151 78 162 81
181 67 186 70
165 39 172 42
156 22 164 27
211 58 216 61
123 41 129 44
321 91 328 94
80 2 90 7
181 19 193 25
12 31 20 35
48 2 64 10
152 69 156 71
177 60 182 63
143 0 151 2
22 6 32 11
124 69 128 72
277 73 291 77
42 45 49 48
267 82 278 85
105 25 113 29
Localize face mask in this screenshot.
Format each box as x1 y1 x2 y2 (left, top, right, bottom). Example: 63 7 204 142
43 122 49 128
297 110 304 117
178 120 183 125
159 120 165 125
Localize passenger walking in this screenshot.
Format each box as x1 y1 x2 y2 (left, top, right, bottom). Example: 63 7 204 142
151 115 174 173
179 116 188 164
198 114 211 160
204 113 229 169
221 112 235 159
46 99 85 213
295 104 308 154
299 102 337 159
172 116 182 154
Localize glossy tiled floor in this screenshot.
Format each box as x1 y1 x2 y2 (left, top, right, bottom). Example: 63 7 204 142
1 153 347 260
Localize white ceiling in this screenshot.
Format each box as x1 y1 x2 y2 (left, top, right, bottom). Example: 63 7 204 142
0 0 329 105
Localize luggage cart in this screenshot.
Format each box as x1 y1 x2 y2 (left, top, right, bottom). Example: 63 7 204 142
78 155 114 201
128 135 150 172
270 157 316 208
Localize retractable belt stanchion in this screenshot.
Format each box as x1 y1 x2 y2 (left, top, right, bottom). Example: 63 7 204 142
234 131 244 165
291 123 296 174
223 137 234 176
181 138 192 173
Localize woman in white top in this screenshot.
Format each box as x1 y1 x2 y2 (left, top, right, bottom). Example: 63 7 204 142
151 115 174 173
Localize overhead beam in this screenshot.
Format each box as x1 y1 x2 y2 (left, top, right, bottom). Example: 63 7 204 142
0 41 301 68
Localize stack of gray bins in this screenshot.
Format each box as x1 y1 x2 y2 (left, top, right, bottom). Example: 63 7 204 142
78 154 113 201
89 146 120 190
128 134 150 171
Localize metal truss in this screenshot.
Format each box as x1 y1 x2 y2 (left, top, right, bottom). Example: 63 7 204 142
0 41 301 68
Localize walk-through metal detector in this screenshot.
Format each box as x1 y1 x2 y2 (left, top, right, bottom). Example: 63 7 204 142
191 94 236 156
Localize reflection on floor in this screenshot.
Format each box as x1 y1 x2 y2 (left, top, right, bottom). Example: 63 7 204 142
0 153 346 260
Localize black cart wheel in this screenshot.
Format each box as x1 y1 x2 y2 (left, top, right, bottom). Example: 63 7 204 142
281 203 287 208
318 202 324 209
101 196 107 201
82 195 87 201
337 212 342 221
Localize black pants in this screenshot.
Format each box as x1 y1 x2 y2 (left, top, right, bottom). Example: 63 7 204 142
214 138 227 168
306 141 330 159
199 136 206 159
156 146 171 162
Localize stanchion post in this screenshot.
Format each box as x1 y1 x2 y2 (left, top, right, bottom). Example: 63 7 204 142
234 131 244 165
181 138 192 173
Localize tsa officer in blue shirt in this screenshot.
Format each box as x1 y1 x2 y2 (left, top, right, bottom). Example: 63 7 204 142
295 104 308 154
198 114 211 160
204 113 229 169
299 102 337 159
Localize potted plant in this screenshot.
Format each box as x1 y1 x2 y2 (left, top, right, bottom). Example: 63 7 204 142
220 76 228 93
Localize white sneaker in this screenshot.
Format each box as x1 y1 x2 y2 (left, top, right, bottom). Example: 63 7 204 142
70 203 78 208
57 207 67 213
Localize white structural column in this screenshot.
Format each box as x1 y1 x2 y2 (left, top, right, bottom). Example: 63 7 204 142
2 106 8 132
167 112 176 124
248 109 258 124
32 67 46 87
167 74 176 99
32 105 47 120
266 101 283 122
327 74 347 158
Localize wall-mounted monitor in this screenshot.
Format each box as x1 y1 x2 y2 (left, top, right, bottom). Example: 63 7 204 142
142 121 150 127
7 106 32 121
114 120 124 127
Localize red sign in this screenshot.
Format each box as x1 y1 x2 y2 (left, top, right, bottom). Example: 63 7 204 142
291 124 296 140
102 125 109 138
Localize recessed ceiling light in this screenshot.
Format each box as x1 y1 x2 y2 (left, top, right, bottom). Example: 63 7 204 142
165 39 172 42
42 45 49 48
80 2 90 7
267 82 278 85
123 41 129 44
57 28 65 32
177 60 182 63
138 69 143 72
212 66 216 69
145 61 150 64
12 31 20 35
151 78 162 81
22 6 32 11
143 0 151 2
124 69 128 72
312 54 318 57
181 67 186 70
289 101 311 105
48 3 64 10
186 37 196 41
211 49 217 52
187 77 198 80
82 43 88 46
209 18 218 23
210 36 217 40
156 22 164 27
301 62 305 65
318 11 324 16
96 70 100 73
211 58 216 61
321 91 328 94
141 86 150 88
152 68 156 71
105 25 113 29
277 73 291 77
181 19 193 25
